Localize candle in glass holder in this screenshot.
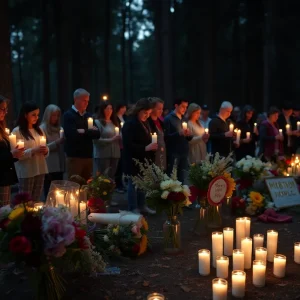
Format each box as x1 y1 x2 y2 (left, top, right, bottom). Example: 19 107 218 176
279 129 283 136
87 117 93 129
60 129 64 138
236 217 246 248
56 191 65 206
80 201 87 224
17 139 24 149
273 254 286 278
267 230 278 262
115 127 120 136
246 132 250 139
253 260 266 287
233 249 244 271
182 122 187 130
40 136 46 146
253 234 264 250
229 124 234 132
232 270 246 298
255 247 267 264
212 232 223 268
223 227 234 256
152 132 157 143
5 128 10 135
212 278 227 300
216 256 229 279
241 237 252 269
69 193 78 217
147 293 165 300
198 249 210 276
295 242 300 264
9 133 16 148
243 217 251 237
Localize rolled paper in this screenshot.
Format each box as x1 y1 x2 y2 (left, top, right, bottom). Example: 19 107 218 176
253 260 266 287
88 212 143 226
198 249 210 276
212 278 227 300
273 254 286 278
295 242 300 264
267 230 278 262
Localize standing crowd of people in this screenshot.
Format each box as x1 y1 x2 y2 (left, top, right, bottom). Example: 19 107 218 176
1 89 300 213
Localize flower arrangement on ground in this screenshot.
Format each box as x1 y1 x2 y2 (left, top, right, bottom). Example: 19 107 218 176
0 193 106 300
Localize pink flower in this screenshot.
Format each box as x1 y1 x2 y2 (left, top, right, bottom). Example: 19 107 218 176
131 225 142 238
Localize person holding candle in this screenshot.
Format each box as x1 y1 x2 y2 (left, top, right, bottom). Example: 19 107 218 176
12 102 49 202
40 104 65 197
0 95 23 206
63 89 100 181
186 103 209 163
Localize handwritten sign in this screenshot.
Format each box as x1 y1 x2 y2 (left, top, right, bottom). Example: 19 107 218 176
207 176 228 206
265 177 300 208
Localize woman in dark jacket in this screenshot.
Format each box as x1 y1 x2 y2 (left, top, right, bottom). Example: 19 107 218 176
122 98 157 213
0 96 24 206
235 105 258 161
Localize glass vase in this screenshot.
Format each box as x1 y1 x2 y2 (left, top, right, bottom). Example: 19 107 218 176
163 216 181 254
207 204 222 229
193 196 209 236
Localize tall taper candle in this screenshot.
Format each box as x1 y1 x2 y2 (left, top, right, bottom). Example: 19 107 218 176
267 230 278 262
212 232 223 268
241 237 252 269
223 227 234 256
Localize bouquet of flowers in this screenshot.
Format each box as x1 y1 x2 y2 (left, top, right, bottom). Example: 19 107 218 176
95 217 149 258
0 193 106 300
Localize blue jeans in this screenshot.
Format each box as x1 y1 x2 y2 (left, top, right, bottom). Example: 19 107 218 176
127 178 145 211
166 154 188 184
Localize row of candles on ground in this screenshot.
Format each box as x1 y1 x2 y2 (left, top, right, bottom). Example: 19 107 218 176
197 217 300 299
287 155 300 176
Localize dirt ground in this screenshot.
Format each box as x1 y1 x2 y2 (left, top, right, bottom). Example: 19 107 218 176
1 193 300 300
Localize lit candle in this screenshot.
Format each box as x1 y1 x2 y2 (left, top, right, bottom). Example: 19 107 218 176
115 127 120 136
5 128 10 135
204 128 209 134
294 242 300 264
255 247 267 264
246 132 250 139
40 136 46 146
69 193 78 217
286 124 290 133
253 234 264 250
267 230 278 262
33 202 44 211
236 129 241 144
223 227 234 256
216 256 229 279
253 123 257 133
17 139 24 149
212 232 223 268
229 124 234 132
80 201 87 224
232 270 246 299
55 191 65 206
253 260 266 288
147 293 165 300
236 217 245 248
273 254 286 278
233 249 244 271
287 167 292 174
243 217 251 237
297 121 300 131
102 95 108 101
279 129 283 136
87 117 93 129
182 122 187 130
60 129 64 138
241 237 252 269
120 122 124 128
151 132 157 143
9 133 16 148
212 278 228 300
198 249 210 276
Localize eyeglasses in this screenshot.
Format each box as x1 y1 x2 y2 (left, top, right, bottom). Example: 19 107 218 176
0 108 8 114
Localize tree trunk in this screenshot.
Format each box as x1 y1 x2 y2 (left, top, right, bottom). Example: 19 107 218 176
104 0 111 96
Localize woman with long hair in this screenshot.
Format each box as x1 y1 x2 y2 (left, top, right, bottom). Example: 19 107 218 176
12 102 49 202
0 96 23 206
40 104 65 197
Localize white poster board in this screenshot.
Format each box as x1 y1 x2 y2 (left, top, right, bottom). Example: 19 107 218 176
265 177 300 208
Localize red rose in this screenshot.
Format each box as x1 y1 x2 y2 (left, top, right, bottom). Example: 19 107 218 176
11 192 32 207
167 192 186 202
75 228 86 239
87 197 106 213
132 243 140 254
9 236 32 254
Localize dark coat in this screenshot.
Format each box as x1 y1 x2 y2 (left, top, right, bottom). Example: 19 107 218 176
148 117 164 134
277 113 297 154
0 139 18 186
122 116 155 176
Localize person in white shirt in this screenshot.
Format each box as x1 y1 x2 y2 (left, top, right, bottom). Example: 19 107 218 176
12 102 49 202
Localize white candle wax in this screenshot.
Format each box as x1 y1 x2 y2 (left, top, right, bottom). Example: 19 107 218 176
182 122 187 130
246 132 250 139
69 194 78 217
286 124 290 133
241 237 252 269
80 201 87 224
223 227 234 256
198 249 210 276
244 217 251 237
120 122 124 128
151 132 157 143
17 139 24 149
9 134 16 148
216 256 229 279
232 271 246 298
279 129 283 136
87 117 93 129
236 217 246 248
115 127 120 136
297 121 300 131
267 230 278 262
253 260 266 287
147 293 165 300
229 124 234 132
5 128 10 135
253 234 264 250
204 128 209 134
56 191 65 206
295 242 300 264
212 278 228 300
233 249 244 271
212 232 223 268
40 136 46 146
60 129 64 138
236 129 241 144
253 123 257 133
255 247 267 264
273 254 286 278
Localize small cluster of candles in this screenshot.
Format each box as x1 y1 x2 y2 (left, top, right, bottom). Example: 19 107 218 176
287 155 300 176
7 130 47 149
197 217 300 299
229 124 250 146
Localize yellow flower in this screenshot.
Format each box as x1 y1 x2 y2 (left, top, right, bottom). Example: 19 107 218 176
249 191 264 207
8 207 25 220
112 226 119 235
141 217 149 231
223 173 236 197
138 235 148 255
103 179 110 183
103 191 107 196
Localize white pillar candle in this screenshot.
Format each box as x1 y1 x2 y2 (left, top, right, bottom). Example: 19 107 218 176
243 217 251 237
151 132 157 143
254 123 257 133
246 132 250 139
253 234 264 250
60 129 64 138
294 242 300 264
253 260 266 287
232 270 246 298
212 232 223 268
120 122 124 128
241 237 252 269
17 139 24 149
204 128 209 134
216 256 229 279
40 136 46 146
80 201 87 224
182 122 187 130
255 247 267 264
297 121 300 131
147 293 165 300
223 227 234 256
69 193 78 217
87 117 93 129
236 217 245 248
229 124 234 132
198 249 210 276
236 129 241 144
279 129 283 136
267 230 278 262
286 124 290 133
5 128 10 135
9 133 17 148
212 278 228 300
233 249 244 271
115 127 120 136
273 254 286 278
55 191 65 206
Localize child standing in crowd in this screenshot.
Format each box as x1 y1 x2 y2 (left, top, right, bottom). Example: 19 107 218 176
12 102 49 202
